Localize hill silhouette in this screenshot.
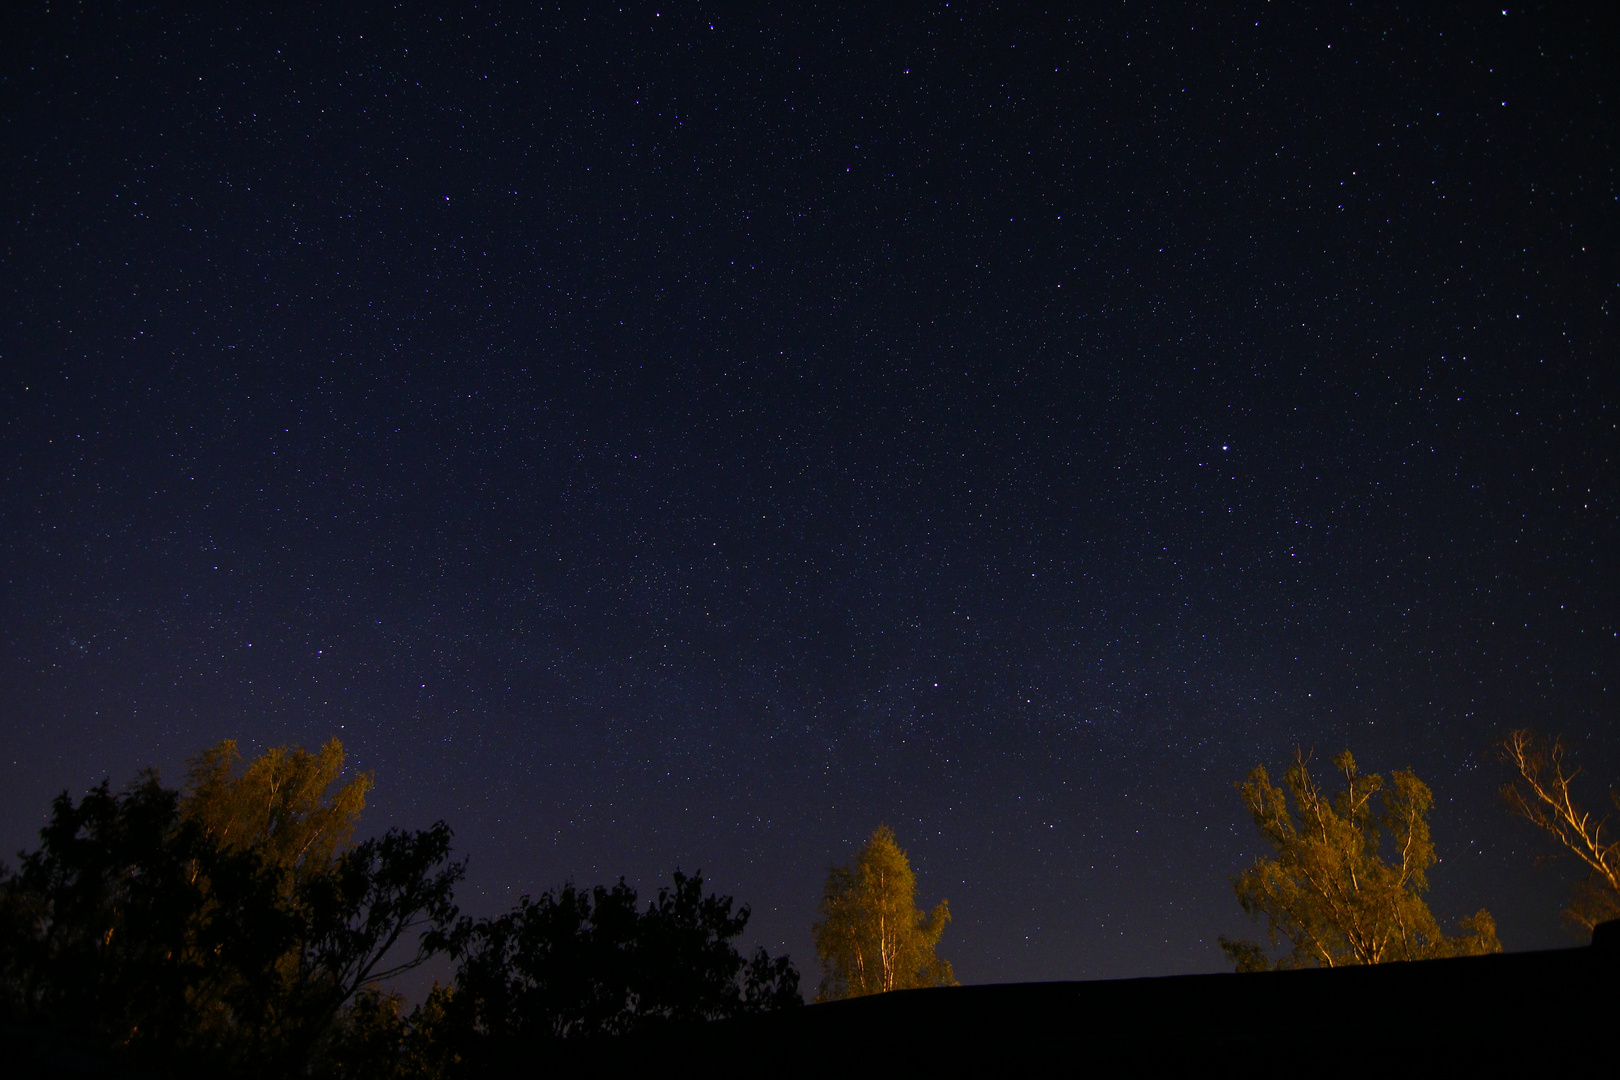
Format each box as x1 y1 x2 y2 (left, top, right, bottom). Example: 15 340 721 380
615 921 1619 1073
7 925 1615 1075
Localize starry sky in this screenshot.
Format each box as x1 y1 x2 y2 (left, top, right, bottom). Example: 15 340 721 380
2 3 1616 985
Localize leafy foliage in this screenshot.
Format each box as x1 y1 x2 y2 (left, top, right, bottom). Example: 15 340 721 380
1220 750 1500 970
0 737 802 1076
440 869 799 1058
184 737 372 883
0 774 293 1066
1498 728 1620 934
315 986 458 1080
812 825 954 1000
285 823 464 1055
0 742 462 1077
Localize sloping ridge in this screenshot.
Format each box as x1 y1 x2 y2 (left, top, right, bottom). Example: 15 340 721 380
622 923 1619 1072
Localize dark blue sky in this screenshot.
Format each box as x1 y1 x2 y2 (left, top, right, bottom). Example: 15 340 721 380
2 2 1615 985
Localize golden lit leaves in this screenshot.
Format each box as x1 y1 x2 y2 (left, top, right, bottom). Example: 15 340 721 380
1221 750 1499 970
181 737 372 881
813 825 956 1001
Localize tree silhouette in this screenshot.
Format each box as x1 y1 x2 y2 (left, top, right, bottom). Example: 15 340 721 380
440 869 799 1060
434 867 800 1075
0 745 462 1077
0 742 801 1077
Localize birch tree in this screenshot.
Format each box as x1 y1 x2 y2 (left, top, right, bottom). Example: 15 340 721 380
812 826 954 1001
182 738 372 882
1219 750 1500 971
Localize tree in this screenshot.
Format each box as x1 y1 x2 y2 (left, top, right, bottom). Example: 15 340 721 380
0 773 293 1067
812 826 955 1001
1 738 810 1076
1498 728 1620 935
177 739 462 1069
282 821 463 1060
313 984 456 1080
0 741 463 1078
183 737 372 882
439 870 800 1062
1219 750 1500 971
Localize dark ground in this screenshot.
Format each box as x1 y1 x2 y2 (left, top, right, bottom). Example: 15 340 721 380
7 929 1617 1076
628 925 1620 1073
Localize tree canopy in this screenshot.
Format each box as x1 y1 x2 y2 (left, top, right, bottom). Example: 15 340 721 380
0 748 463 1077
812 825 955 1001
183 737 372 882
436 869 799 1068
1220 750 1500 971
0 738 800 1078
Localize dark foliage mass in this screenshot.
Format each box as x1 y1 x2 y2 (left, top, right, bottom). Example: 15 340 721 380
432 873 799 1067
0 765 799 1077
0 776 285 1065
0 773 462 1076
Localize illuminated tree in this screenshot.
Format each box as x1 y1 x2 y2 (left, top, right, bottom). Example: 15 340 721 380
812 826 955 1001
182 737 372 881
1219 750 1499 971
1498 728 1620 934
177 739 459 1064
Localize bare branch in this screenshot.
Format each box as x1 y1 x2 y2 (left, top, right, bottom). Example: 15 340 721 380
1498 729 1620 894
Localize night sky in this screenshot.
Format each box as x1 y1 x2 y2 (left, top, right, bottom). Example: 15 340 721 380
2 3 1616 987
